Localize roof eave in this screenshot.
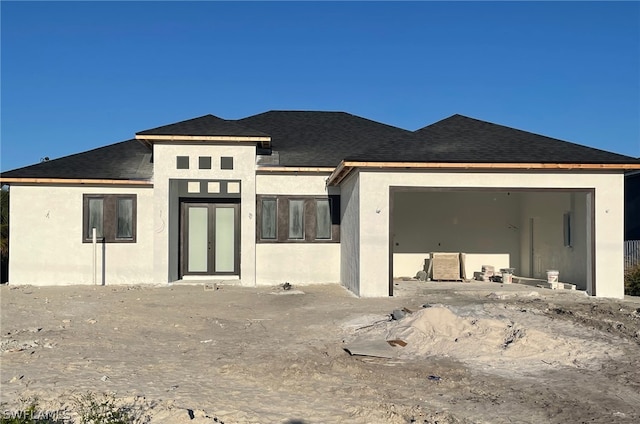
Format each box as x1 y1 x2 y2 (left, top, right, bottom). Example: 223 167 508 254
0 177 153 186
326 161 640 186
134 134 271 148
256 166 335 173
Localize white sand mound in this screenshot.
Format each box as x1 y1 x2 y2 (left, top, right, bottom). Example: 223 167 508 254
386 306 512 358
347 305 622 373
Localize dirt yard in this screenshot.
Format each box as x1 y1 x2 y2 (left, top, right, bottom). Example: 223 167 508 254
1 280 640 423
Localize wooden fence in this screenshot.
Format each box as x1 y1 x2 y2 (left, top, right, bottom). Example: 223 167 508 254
625 240 640 270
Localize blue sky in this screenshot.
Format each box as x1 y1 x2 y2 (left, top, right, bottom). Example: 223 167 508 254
1 1 639 172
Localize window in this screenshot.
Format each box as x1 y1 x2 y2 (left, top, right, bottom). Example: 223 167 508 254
261 198 277 240
256 195 339 243
176 156 189 169
117 198 134 238
83 194 137 243
316 199 331 239
221 157 234 170
87 198 104 238
198 156 211 169
288 200 305 239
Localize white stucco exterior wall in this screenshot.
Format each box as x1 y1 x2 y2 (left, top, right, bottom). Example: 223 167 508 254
152 143 257 286
255 173 341 285
340 173 361 296
357 172 391 297
349 169 625 298
256 173 333 196
592 182 625 298
255 244 340 284
8 184 154 286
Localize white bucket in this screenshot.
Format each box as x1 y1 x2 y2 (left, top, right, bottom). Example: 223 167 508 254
547 270 559 283
501 272 513 284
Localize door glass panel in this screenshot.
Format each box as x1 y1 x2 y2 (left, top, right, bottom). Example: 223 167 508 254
215 207 235 272
188 207 208 272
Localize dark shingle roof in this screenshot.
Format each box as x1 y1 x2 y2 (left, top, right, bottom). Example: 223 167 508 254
2 112 638 181
136 114 269 137
1 140 152 180
345 114 639 164
237 111 414 167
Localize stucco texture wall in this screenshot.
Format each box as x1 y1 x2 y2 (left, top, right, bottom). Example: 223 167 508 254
347 170 624 298
255 244 340 285
8 184 154 286
256 173 335 196
255 172 341 285
340 173 360 296
152 143 257 285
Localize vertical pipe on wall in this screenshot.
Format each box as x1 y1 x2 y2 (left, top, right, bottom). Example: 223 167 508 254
92 228 97 285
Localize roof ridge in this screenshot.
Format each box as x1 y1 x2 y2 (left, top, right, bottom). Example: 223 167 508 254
136 114 225 135
413 114 639 162
454 115 634 157
267 110 346 113
340 111 415 133
136 114 269 137
240 110 412 133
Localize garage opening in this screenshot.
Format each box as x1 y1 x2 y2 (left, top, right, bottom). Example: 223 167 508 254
390 188 594 295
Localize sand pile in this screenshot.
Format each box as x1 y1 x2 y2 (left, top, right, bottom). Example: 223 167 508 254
387 306 520 358
344 305 622 373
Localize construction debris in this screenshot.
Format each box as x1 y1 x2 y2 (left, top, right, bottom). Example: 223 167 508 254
391 307 413 320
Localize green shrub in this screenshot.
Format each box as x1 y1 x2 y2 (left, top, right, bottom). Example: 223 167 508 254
625 263 640 296
1 392 147 424
74 392 134 424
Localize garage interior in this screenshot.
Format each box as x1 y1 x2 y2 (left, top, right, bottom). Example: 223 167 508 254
391 188 593 293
